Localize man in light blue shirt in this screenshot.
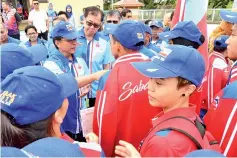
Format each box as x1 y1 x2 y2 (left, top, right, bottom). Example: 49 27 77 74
76 6 114 107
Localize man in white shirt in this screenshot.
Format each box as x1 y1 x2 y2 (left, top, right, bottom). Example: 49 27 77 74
28 0 49 40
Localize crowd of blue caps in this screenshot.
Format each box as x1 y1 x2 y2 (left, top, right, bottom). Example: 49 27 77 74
1 9 237 157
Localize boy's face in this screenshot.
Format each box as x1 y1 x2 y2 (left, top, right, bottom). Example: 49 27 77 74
151 26 163 39
110 35 120 59
147 77 186 109
226 24 237 60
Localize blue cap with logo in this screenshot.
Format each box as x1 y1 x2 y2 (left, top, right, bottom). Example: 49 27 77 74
131 45 205 86
139 21 152 35
111 20 145 50
51 21 78 39
1 66 78 125
220 10 237 24
150 20 163 28
214 35 229 50
159 21 203 46
1 43 48 81
103 23 118 35
1 137 85 157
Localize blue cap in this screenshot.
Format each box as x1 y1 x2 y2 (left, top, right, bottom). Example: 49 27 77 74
220 10 237 24
1 43 48 81
150 20 163 28
185 149 225 157
51 21 78 39
1 137 85 157
103 23 118 35
214 35 229 50
111 20 145 50
159 21 203 46
131 45 205 86
138 22 152 35
1 66 78 125
23 137 85 157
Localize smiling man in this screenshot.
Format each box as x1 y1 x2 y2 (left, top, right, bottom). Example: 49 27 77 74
76 6 114 107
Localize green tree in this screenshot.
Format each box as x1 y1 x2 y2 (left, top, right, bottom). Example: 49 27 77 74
208 0 233 8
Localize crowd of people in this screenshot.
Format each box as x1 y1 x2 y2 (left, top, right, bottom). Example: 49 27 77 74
0 0 237 157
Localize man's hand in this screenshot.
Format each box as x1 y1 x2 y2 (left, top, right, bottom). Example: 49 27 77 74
93 70 109 80
79 84 90 98
115 140 141 158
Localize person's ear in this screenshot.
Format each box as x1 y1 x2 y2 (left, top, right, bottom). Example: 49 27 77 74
53 98 69 124
182 84 196 97
55 40 61 48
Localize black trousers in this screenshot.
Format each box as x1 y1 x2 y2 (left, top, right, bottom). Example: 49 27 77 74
65 131 86 142
9 34 20 40
89 98 96 107
38 31 48 41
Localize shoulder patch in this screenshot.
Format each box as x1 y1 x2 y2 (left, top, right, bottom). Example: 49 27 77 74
155 130 171 137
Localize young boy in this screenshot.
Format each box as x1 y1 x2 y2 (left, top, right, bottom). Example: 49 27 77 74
200 35 229 118
158 21 205 115
113 45 212 157
92 20 161 156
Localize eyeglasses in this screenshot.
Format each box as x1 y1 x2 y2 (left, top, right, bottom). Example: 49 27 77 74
86 20 101 28
61 38 77 43
27 32 36 36
33 3 39 5
107 20 119 24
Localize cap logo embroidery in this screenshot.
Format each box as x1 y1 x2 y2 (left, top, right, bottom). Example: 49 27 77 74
147 69 158 72
0 91 17 106
66 24 74 32
137 33 143 39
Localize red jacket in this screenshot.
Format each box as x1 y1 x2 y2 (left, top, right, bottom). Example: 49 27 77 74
200 52 228 110
204 81 237 157
227 61 237 84
93 53 162 156
139 106 200 157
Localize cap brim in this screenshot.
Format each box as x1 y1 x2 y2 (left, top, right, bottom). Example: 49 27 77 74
220 10 237 24
150 24 162 28
158 31 177 41
56 73 78 98
131 61 178 79
104 24 118 35
63 32 78 40
28 44 48 64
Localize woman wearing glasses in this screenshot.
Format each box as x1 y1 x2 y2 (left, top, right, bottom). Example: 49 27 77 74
23 25 48 48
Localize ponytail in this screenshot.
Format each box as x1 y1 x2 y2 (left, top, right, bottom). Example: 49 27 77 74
1 111 25 148
1 111 54 148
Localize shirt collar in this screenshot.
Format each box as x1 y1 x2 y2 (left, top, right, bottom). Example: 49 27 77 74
113 52 148 67
151 105 197 128
78 27 100 41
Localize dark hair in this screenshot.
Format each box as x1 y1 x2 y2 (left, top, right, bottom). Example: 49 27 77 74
1 111 53 148
172 35 205 49
214 46 227 53
106 10 121 21
53 36 63 49
58 11 69 19
25 25 37 34
121 9 131 18
170 11 174 21
177 77 192 89
84 6 104 22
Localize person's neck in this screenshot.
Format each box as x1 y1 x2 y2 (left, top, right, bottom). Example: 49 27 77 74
30 40 38 46
163 98 189 114
60 50 73 60
0 39 8 45
52 124 62 138
4 8 9 13
35 8 40 11
152 37 158 41
118 49 137 58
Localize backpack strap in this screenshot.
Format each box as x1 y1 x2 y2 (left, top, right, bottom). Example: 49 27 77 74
154 116 205 149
